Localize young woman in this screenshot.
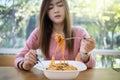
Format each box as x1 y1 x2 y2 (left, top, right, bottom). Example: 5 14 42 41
14 0 96 71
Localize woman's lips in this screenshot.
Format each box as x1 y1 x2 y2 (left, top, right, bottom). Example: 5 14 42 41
55 15 61 18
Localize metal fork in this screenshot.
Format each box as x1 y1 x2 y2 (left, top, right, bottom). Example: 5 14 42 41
36 49 45 69
65 37 84 40
37 58 45 69
64 34 87 40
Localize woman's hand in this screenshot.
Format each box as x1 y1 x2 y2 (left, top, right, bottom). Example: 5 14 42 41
79 36 96 62
22 50 38 70
80 36 96 53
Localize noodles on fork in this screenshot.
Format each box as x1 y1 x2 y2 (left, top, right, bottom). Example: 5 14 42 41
46 33 77 71
55 34 65 60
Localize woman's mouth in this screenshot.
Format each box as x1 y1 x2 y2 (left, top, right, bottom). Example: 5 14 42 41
55 15 61 18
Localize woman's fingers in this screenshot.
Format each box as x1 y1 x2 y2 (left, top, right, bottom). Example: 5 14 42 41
80 36 96 53
29 50 37 62
23 50 37 70
25 51 37 63
24 55 37 65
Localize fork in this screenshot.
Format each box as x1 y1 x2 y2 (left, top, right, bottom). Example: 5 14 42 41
36 49 45 69
65 37 84 40
37 58 45 69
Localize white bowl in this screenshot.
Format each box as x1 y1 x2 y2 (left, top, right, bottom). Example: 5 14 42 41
35 60 87 80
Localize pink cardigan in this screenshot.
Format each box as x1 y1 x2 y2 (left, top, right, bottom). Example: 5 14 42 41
14 27 95 68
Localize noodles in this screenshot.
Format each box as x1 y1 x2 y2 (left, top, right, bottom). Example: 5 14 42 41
46 33 77 71
55 34 65 60
46 61 77 70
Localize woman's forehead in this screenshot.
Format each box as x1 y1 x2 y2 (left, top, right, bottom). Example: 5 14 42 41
50 0 62 4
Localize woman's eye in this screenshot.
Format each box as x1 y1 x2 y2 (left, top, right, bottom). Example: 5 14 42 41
48 6 53 10
58 3 63 7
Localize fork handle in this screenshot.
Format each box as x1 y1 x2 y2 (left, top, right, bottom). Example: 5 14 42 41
65 37 83 40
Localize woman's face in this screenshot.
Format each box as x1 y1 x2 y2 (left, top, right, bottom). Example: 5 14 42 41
47 0 65 24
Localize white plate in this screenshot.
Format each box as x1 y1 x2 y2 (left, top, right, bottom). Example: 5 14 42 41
35 60 87 80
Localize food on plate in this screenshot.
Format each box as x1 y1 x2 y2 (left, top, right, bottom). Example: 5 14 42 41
46 61 77 70
46 34 77 70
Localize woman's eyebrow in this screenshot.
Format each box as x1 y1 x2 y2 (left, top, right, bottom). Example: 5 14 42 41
49 3 53 6
56 0 62 5
49 0 62 6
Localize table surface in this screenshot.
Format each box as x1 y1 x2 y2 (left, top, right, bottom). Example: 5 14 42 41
0 67 120 80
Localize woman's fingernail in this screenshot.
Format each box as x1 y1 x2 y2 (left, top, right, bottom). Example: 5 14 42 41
84 37 86 39
36 61 38 64
37 58 39 61
36 54 38 57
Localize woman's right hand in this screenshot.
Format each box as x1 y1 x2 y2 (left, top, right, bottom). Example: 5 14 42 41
22 50 38 70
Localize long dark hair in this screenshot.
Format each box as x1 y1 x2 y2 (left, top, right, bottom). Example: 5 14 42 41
38 0 74 58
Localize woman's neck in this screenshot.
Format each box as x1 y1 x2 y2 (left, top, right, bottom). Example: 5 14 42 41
53 23 64 34
52 23 65 38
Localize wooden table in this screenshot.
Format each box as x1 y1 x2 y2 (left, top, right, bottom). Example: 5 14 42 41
0 67 120 80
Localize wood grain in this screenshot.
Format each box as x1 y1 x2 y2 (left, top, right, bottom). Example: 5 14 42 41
0 55 16 66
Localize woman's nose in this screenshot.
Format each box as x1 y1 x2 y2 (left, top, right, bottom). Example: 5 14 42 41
54 6 59 13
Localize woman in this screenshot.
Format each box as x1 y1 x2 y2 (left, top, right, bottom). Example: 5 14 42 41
14 0 96 71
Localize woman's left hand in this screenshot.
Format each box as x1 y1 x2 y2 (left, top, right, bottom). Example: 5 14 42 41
80 36 96 53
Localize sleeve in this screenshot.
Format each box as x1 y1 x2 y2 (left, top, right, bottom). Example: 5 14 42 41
84 53 96 68
75 52 96 68
14 27 39 68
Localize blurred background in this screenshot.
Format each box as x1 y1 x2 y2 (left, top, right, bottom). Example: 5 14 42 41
0 0 120 68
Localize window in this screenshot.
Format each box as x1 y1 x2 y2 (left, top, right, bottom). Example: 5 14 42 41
0 0 120 49
0 0 41 48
